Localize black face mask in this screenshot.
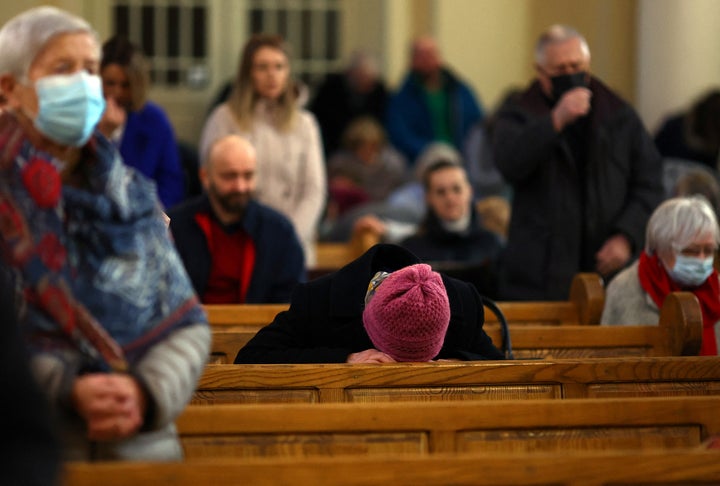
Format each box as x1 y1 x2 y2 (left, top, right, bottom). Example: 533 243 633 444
550 71 588 100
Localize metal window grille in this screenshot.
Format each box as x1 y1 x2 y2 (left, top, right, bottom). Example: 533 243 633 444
247 0 342 90
111 0 209 88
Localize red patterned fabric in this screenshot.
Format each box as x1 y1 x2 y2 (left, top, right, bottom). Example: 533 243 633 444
21 158 61 208
638 251 720 355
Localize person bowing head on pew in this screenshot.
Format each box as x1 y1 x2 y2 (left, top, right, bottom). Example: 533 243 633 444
602 196 720 355
234 244 504 363
0 7 210 461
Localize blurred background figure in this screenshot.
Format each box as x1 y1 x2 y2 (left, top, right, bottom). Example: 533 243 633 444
386 35 484 164
655 88 720 170
199 33 326 267
601 196 720 356
324 116 408 226
346 142 464 245
310 50 388 157
98 34 185 209
400 160 503 297
673 169 720 220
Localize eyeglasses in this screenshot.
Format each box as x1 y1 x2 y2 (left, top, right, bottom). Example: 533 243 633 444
679 246 718 258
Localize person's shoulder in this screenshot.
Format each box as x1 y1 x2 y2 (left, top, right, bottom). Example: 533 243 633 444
167 195 206 219
606 260 641 294
131 101 176 134
205 102 235 125
248 199 295 229
590 77 637 118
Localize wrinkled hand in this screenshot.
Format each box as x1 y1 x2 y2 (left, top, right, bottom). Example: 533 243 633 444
347 349 396 363
552 87 591 131
72 373 147 441
97 97 126 138
595 234 632 277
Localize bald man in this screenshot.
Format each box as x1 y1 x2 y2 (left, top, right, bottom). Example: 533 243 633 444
386 35 484 163
168 134 305 304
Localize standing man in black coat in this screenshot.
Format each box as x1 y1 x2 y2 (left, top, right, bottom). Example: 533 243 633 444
234 244 503 363
492 24 664 301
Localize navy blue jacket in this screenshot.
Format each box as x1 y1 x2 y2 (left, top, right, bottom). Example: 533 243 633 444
168 195 306 303
234 244 503 363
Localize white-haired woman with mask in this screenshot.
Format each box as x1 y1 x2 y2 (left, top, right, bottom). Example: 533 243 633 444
601 196 720 355
0 7 209 461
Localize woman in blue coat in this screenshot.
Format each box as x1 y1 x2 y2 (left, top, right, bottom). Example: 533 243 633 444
99 35 185 209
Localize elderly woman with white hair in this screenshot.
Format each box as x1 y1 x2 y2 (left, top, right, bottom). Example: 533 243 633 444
0 7 209 460
601 196 720 355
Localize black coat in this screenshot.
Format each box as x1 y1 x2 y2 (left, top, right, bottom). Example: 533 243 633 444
0 266 61 485
401 207 502 264
492 77 664 300
234 244 503 363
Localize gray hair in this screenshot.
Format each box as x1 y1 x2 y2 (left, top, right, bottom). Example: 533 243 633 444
0 6 98 79
414 142 462 182
534 24 590 66
645 196 720 256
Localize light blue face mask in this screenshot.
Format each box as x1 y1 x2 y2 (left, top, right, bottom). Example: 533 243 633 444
668 254 715 287
33 71 106 147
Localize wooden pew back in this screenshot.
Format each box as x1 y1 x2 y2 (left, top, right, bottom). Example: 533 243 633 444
193 356 720 405
208 291 702 363
62 449 720 486
175 396 720 458
204 272 606 332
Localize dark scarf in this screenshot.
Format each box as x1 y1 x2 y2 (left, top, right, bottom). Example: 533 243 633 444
0 112 205 371
638 251 720 355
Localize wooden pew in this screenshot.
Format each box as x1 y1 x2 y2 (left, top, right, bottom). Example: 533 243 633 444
203 271 606 333
310 227 380 279
174 396 720 458
192 355 720 405
62 449 720 486
209 291 702 363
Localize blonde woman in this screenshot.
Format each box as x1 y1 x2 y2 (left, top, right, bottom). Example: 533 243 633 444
199 34 326 267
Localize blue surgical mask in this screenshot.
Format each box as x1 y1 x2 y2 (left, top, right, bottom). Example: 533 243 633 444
668 254 714 287
33 71 105 147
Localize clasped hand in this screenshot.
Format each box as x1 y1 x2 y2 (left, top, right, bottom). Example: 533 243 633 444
72 373 147 441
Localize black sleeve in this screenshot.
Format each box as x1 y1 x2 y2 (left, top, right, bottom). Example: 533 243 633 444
234 283 357 363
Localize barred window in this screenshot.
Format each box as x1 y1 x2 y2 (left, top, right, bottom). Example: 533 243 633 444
247 0 342 89
111 0 209 88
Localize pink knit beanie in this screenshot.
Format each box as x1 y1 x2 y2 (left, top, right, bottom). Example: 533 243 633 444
362 264 450 362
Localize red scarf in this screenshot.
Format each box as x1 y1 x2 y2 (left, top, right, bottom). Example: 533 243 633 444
638 251 720 355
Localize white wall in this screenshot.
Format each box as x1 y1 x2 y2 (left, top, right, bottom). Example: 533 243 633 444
435 0 531 111
636 0 720 133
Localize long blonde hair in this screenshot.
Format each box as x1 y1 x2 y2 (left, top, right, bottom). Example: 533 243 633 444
227 33 297 131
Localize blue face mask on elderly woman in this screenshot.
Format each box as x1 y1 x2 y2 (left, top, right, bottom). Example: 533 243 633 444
668 254 715 287
32 70 105 147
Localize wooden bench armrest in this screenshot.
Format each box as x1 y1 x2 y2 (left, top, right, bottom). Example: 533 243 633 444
660 291 702 356
568 272 605 325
